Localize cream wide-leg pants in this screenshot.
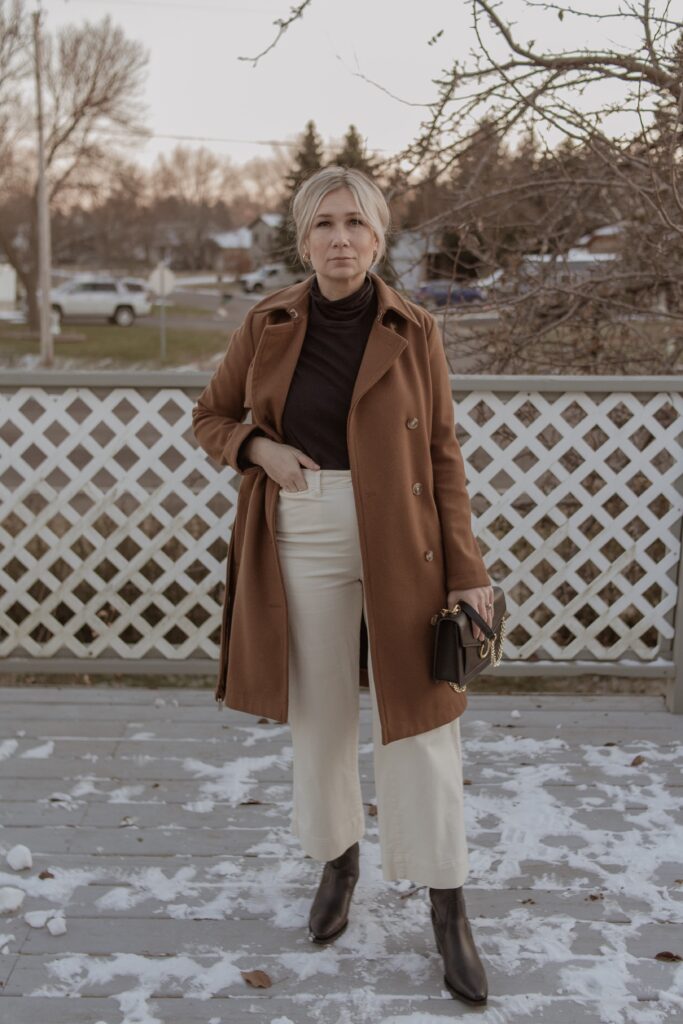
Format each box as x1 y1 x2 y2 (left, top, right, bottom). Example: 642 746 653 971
275 467 469 888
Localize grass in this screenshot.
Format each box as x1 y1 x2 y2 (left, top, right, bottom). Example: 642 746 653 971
162 303 219 318
0 322 230 365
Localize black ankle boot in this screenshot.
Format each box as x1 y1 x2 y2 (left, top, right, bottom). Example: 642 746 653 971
428 885 488 1005
308 841 360 944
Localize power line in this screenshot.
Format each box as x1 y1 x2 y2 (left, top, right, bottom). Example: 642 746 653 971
110 129 298 148
104 128 390 152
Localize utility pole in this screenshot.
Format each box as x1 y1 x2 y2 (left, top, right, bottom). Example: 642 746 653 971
32 6 53 366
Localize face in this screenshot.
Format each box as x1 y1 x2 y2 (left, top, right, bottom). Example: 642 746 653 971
304 186 379 299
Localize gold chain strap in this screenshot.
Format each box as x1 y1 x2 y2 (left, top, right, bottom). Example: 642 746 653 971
440 603 509 694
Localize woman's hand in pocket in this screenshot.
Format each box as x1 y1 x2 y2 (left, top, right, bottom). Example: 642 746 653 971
245 436 320 491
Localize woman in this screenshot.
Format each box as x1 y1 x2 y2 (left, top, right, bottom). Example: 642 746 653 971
192 166 493 1006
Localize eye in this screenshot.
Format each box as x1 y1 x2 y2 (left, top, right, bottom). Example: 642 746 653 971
350 218 363 225
315 219 330 226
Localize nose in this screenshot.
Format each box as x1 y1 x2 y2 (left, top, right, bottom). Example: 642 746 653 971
331 225 350 248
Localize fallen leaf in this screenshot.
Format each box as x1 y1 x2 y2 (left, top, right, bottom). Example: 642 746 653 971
520 897 536 904
463 778 472 785
366 803 378 817
655 951 682 962
38 869 55 880
603 741 617 746
587 893 604 901
241 969 272 988
630 754 646 766
240 798 262 805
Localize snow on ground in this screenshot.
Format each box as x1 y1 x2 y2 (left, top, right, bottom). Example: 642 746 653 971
0 692 681 1023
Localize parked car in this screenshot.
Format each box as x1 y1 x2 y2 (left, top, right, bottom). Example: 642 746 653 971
121 277 152 297
413 279 485 308
240 263 303 293
49 276 152 326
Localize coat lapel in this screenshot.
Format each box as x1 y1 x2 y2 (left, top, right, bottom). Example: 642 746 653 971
250 272 410 438
250 318 307 439
349 318 407 414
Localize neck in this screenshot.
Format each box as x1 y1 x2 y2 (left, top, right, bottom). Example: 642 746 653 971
314 270 368 301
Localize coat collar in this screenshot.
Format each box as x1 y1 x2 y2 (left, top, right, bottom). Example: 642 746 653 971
253 270 420 326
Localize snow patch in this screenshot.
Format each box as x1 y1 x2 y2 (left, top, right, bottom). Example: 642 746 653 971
20 740 55 758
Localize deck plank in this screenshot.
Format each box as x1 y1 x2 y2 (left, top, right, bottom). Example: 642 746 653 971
0 688 681 1023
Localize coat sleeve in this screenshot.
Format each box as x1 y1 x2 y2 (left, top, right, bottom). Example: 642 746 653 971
427 315 491 592
191 313 265 477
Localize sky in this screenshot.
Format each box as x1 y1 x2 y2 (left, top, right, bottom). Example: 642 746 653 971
41 0 651 170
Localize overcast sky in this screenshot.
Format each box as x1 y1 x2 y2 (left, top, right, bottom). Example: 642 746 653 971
43 0 647 168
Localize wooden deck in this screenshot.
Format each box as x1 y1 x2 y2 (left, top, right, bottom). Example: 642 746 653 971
0 687 681 1023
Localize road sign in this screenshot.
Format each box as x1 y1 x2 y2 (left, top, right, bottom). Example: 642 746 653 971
147 263 176 297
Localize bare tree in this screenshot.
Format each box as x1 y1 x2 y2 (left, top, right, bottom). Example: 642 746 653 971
405 0 683 373
243 0 683 373
0 2 149 328
0 1 31 186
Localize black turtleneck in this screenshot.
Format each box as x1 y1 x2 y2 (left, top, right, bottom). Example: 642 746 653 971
280 272 378 469
236 273 378 472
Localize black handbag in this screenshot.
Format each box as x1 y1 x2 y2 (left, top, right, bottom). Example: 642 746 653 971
431 585 509 692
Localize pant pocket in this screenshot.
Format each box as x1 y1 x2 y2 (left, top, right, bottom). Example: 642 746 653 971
278 485 311 497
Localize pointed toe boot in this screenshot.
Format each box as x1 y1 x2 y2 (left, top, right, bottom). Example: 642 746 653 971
429 885 488 1005
308 840 360 944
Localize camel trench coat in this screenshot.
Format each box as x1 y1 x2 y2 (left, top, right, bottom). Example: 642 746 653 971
191 271 491 745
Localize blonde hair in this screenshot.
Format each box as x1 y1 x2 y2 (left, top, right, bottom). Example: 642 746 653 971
291 165 390 267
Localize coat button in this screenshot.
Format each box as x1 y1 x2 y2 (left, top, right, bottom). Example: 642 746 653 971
430 613 439 625
406 417 418 429
424 549 434 561
412 482 423 495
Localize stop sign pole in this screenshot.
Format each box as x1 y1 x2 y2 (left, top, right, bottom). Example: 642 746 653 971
147 263 176 362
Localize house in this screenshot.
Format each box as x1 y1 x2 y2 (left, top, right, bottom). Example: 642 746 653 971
389 229 443 292
202 227 253 276
249 213 284 266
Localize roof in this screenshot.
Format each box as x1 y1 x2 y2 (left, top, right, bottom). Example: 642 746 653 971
209 227 253 250
249 212 283 229
576 222 627 245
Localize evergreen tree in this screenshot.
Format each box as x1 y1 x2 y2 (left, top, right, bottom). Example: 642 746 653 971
333 124 380 176
285 120 326 192
272 120 326 269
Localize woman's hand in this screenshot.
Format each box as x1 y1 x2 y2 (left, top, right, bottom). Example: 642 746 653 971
244 435 320 491
446 584 494 642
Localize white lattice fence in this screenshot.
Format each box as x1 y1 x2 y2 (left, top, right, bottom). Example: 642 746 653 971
1 372 682 703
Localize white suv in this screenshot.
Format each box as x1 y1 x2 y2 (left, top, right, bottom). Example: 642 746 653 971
240 263 303 293
50 277 152 327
